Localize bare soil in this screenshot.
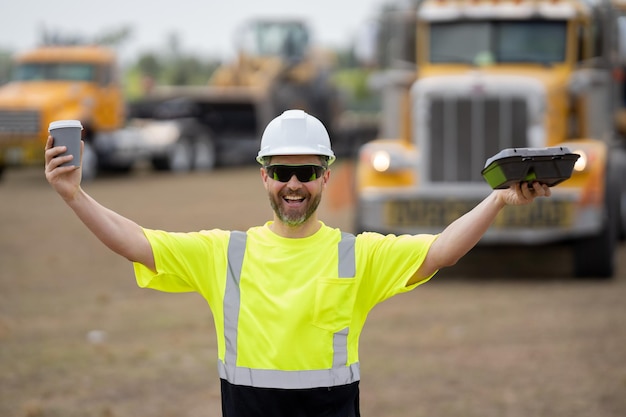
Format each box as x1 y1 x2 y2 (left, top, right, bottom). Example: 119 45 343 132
1 164 625 417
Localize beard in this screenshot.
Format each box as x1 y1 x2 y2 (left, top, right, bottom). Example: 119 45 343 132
268 190 322 227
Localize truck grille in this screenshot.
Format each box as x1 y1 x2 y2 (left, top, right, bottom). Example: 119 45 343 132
425 95 528 183
0 110 41 135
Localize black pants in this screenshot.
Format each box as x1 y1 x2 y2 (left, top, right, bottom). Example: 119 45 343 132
221 379 361 417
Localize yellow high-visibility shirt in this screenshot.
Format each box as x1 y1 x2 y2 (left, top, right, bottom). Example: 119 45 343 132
134 222 437 380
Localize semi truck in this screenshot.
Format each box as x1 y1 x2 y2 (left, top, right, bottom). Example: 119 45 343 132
355 0 626 278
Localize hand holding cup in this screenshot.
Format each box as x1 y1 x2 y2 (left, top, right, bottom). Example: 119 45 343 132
48 120 83 167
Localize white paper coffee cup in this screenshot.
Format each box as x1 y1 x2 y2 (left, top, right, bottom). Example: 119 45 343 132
49 120 83 167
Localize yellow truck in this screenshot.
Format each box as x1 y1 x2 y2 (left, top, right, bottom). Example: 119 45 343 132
0 45 126 180
356 0 626 278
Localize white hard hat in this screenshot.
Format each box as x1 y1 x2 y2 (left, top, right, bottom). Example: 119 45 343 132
256 109 336 165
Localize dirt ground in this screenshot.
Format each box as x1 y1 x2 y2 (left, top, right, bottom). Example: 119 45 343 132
1 163 625 417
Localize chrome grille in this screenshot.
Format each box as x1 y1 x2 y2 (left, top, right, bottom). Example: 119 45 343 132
0 110 41 135
426 95 528 183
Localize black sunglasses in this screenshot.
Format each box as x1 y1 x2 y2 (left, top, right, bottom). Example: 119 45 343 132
265 164 326 183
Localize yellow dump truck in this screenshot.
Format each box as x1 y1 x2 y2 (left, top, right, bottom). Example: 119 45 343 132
0 45 126 180
356 0 626 278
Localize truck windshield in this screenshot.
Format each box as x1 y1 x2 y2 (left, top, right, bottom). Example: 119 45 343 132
430 20 567 65
13 63 96 82
240 21 309 61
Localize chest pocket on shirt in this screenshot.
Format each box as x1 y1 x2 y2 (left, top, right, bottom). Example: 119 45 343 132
312 277 357 332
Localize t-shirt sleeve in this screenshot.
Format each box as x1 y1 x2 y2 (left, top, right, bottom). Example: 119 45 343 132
357 232 439 306
133 228 229 295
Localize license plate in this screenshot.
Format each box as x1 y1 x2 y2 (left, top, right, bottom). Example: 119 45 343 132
385 199 477 228
493 200 574 228
385 199 573 228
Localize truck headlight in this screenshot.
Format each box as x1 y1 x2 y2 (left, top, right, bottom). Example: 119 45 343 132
372 151 391 172
561 142 597 174
573 150 587 172
359 141 417 173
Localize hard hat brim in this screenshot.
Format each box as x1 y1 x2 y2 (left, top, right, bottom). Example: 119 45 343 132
256 146 336 165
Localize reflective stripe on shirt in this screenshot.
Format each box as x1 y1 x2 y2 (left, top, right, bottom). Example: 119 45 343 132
219 230 360 389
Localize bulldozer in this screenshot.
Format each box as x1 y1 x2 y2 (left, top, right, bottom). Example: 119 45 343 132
120 18 342 171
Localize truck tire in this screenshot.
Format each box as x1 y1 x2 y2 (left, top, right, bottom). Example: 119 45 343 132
81 141 99 181
152 139 194 172
192 135 216 171
613 147 626 241
616 172 626 242
572 164 619 279
620 177 626 241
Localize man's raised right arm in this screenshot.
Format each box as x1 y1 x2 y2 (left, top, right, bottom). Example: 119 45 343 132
44 137 155 271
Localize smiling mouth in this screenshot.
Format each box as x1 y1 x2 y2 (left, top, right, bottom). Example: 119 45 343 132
283 195 305 205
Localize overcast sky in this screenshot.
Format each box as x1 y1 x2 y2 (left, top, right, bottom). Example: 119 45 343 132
1 0 390 63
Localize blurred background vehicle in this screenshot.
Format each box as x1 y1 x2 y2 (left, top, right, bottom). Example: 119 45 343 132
355 0 626 278
119 18 377 173
0 45 126 180
0 15 383 180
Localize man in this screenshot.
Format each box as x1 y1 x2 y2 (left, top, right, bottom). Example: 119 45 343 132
44 109 550 416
